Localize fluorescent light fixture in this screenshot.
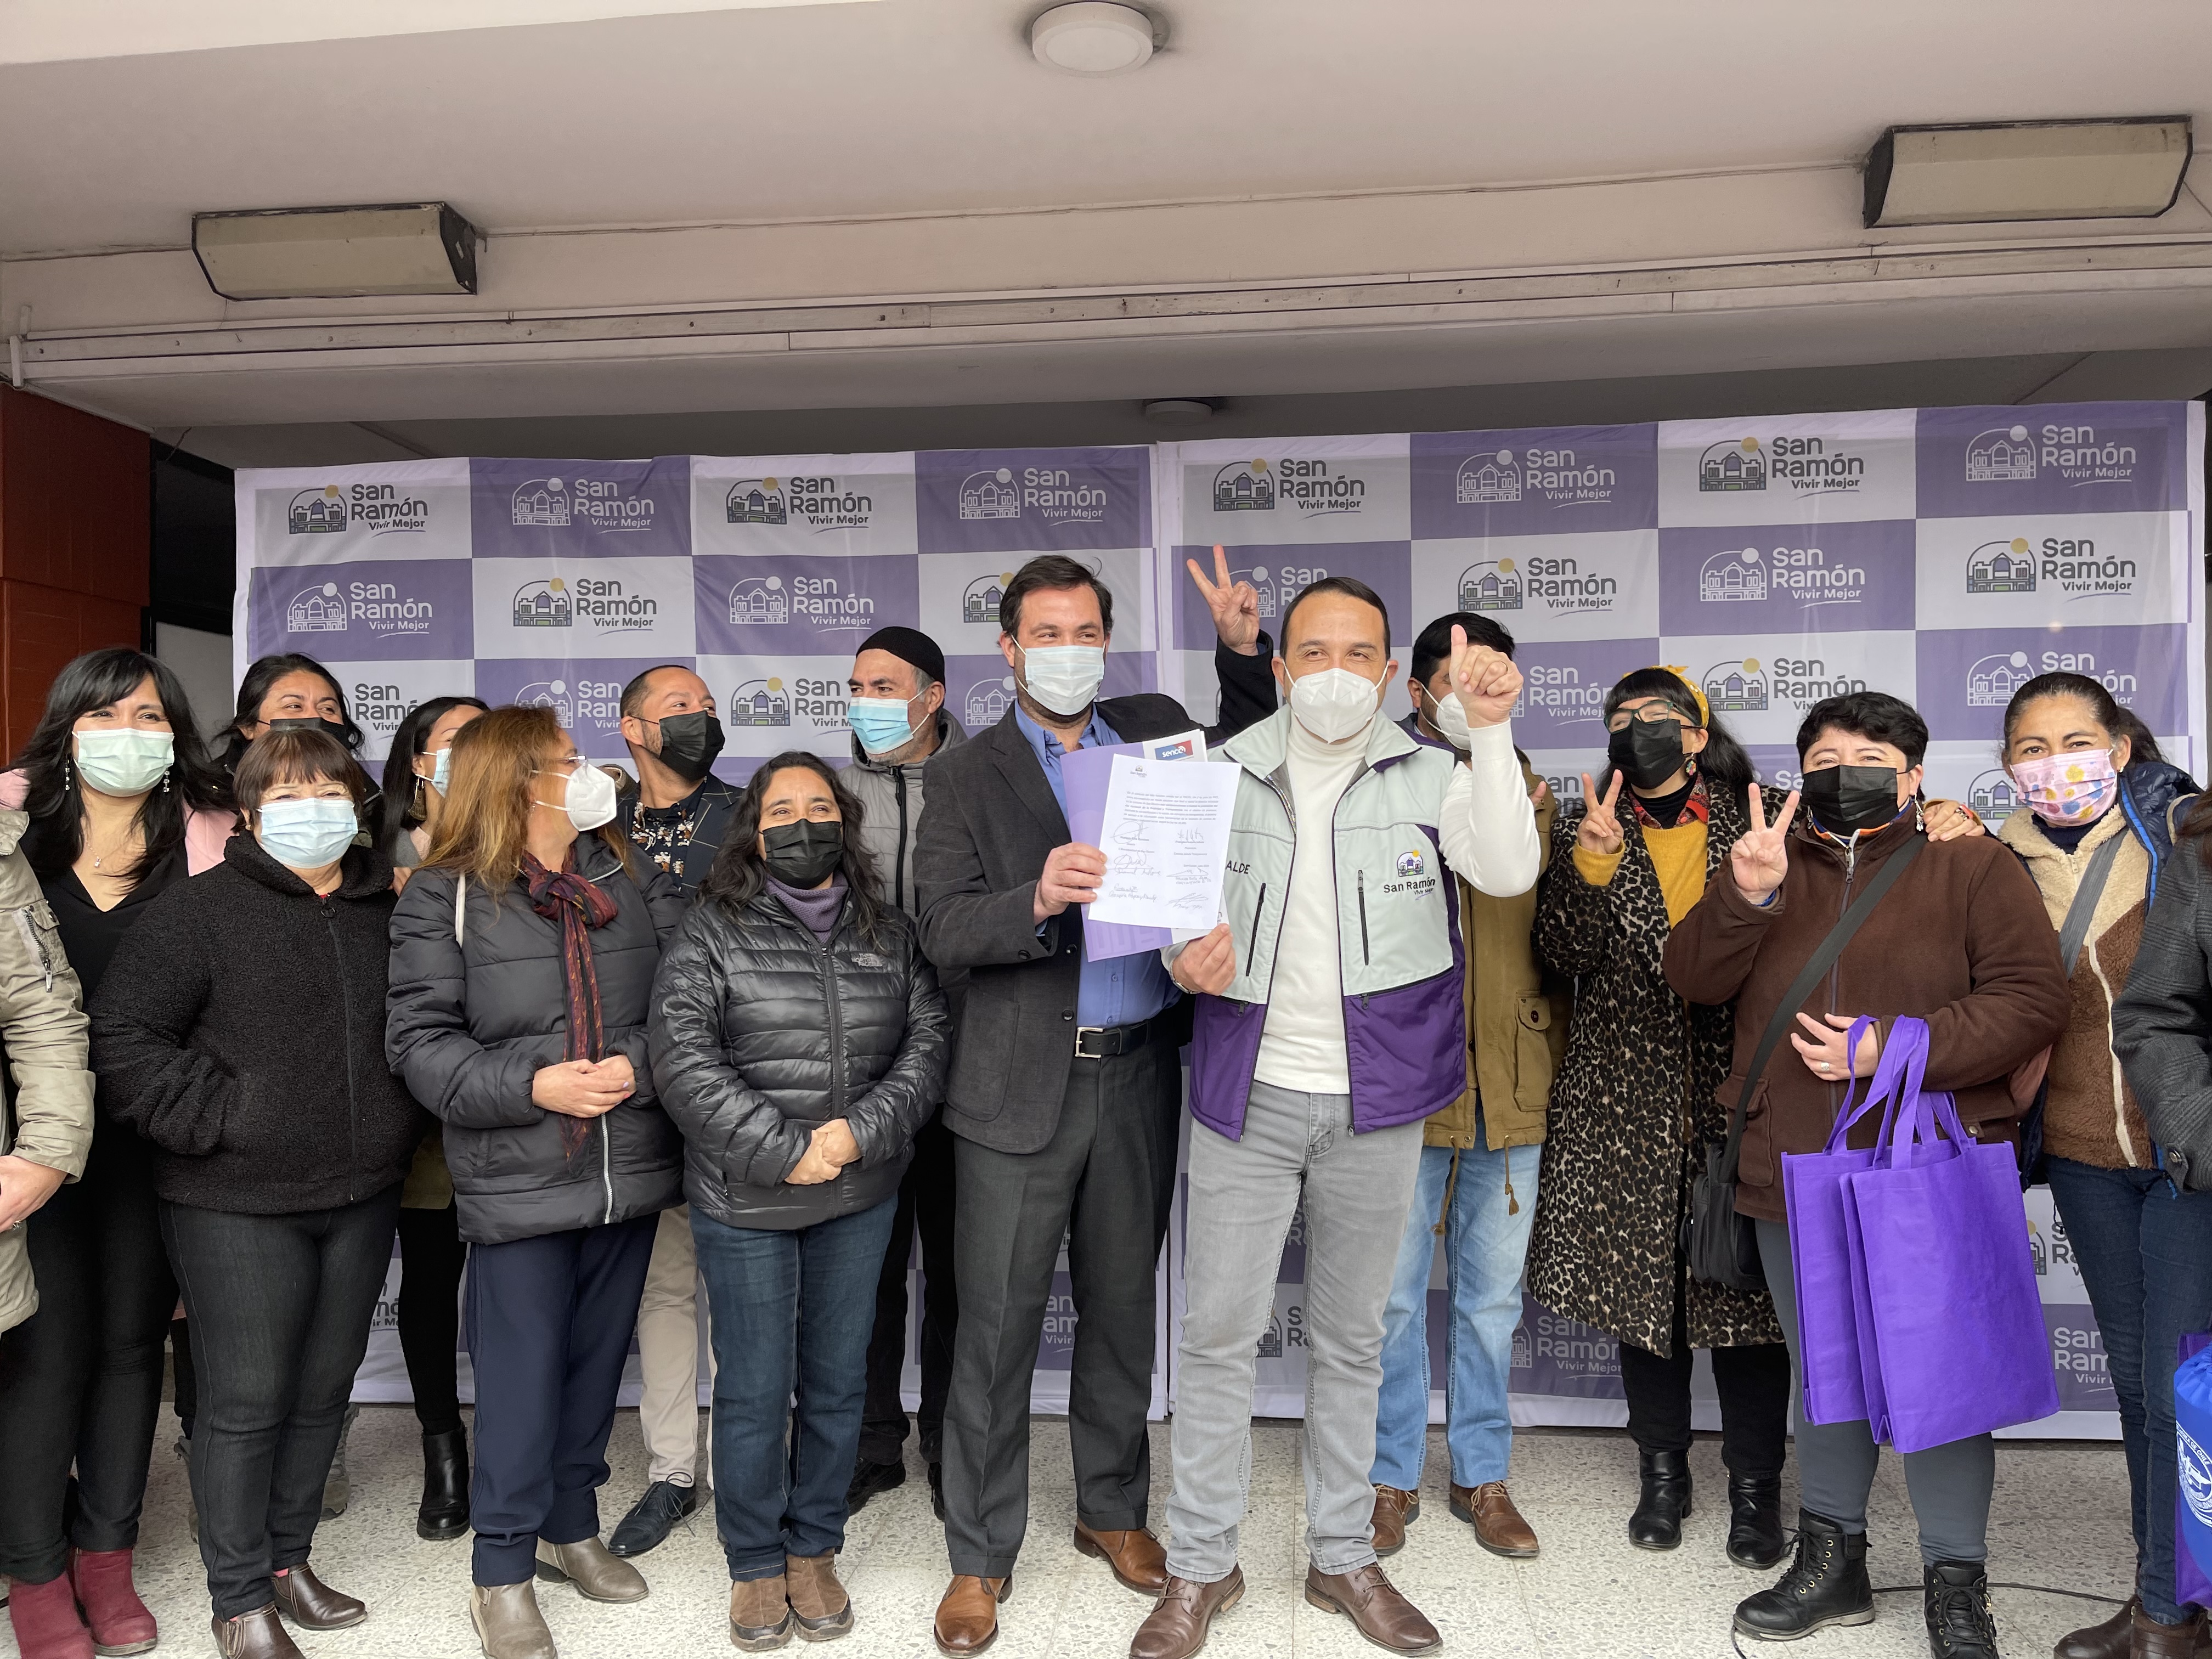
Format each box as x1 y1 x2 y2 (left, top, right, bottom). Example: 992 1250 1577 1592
1863 117 2192 228
192 203 480 300
1031 3 1159 76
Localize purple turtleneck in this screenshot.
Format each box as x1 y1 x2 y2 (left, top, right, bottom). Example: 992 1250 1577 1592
767 872 846 943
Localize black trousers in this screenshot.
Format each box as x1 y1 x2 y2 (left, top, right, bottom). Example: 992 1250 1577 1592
859 1114 960 1466
396 1201 467 1436
1617 1256 1791 1481
941 1040 1180 1579
0 1122 176 1584
162 1187 400 1618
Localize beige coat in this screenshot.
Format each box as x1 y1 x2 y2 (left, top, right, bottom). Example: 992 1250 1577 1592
0 808 95 1335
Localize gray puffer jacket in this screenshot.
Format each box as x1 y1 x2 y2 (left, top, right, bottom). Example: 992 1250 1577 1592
385 833 687 1245
648 884 949 1231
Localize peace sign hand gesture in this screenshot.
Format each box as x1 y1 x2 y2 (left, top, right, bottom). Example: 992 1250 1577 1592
1729 782 1801 904
1575 772 1624 855
1449 624 1522 729
1187 544 1261 656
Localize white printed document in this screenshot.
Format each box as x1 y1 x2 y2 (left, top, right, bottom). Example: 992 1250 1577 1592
1087 749 1240 933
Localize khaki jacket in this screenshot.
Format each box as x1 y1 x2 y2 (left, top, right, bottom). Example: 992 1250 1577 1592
1423 752 1566 1152
0 808 95 1335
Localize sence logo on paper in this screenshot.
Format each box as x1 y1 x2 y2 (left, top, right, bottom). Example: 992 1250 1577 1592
726 475 876 534
1700 656 1865 718
1967 648 2137 710
1967 421 2142 489
289 482 430 537
1699 543 1869 608
1700 435 1865 499
286 578 437 639
727 673 848 736
1151 737 1198 760
958 465 1108 527
1212 457 1368 520
1966 535 2136 601
511 474 658 533
513 576 657 636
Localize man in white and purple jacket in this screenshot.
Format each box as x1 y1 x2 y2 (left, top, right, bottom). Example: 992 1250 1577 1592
1128 577 1538 1659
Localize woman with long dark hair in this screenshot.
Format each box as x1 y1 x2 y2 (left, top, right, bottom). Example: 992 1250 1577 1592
0 647 232 1659
378 696 489 872
386 706 685 1659
651 751 947 1650
218 655 366 778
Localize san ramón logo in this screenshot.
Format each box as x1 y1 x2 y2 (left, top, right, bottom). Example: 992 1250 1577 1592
963 572 1014 627
1967 539 2037 594
732 572 877 633
966 675 1017 727
1969 422 2143 490
1455 445 1621 509
1395 850 1424 878
2180 1425 2212 1529
1213 457 1366 518
1708 654 1865 715
1214 460 1277 511
1967 768 2024 816
1702 658 1769 712
1256 1307 1283 1359
731 673 848 733
289 481 430 535
1220 563 1279 618
513 478 571 527
514 680 575 725
729 575 789 626
287 583 348 633
1966 426 2037 482
1717 542 1869 610
1455 450 1521 504
1699 439 1768 493
1510 1322 1533 1371
1463 555 1617 617
726 478 787 526
513 576 657 634
1700 548 1767 603
1970 647 2136 710
1458 560 1523 612
959 469 1022 521
729 678 792 727
512 475 657 532
290 487 347 534
513 579 573 628
727 475 876 533
1700 435 1867 498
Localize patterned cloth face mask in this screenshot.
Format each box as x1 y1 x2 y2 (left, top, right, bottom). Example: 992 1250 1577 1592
2010 748 2119 826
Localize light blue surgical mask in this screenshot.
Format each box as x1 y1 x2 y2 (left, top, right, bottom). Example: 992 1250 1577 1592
429 747 454 794
848 696 918 757
74 730 174 797
257 799 358 870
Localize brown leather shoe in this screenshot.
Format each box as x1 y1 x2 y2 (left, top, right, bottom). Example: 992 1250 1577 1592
1130 1571 1245 1659
2132 1605 2211 1658
1303 1563 1441 1655
1452 1481 1539 1559
785 1553 853 1641
271 1564 366 1629
2055 1594 2136 1659
1073 1525 1169 1595
933 1576 1011 1656
1369 1487 1419 1558
212 1605 304 1659
730 1576 793 1651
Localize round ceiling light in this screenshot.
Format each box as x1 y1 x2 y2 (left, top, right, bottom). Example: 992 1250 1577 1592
1030 3 1158 76
1142 398 1216 426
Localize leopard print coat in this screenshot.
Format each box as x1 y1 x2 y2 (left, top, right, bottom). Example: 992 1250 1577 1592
1523 783 1783 1357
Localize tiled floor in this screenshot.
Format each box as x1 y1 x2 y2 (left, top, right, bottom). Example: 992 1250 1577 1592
2 1408 2131 1659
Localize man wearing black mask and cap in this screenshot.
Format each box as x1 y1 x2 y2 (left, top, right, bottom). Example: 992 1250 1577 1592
840 625 969 1521
606 662 733 1558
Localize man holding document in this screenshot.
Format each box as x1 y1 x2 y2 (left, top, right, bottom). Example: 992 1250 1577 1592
913 550 1277 1655
1132 577 1541 1659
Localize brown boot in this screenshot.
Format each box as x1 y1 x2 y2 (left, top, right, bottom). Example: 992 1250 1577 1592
933 1576 1011 1656
535 1537 647 1604
1303 1562 1441 1655
785 1554 853 1642
2132 1605 2210 1658
1073 1525 1169 1595
1130 1571 1244 1659
1451 1480 1539 1559
1370 1487 1419 1558
271 1564 367 1629
211 1606 304 1659
470 1584 556 1659
730 1576 793 1652
2055 1595 2136 1659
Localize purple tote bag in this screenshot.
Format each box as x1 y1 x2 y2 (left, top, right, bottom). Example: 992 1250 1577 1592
1782 1017 1907 1426
1843 1018 2059 1454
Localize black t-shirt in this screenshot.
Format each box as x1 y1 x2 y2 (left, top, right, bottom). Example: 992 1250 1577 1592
42 843 187 1006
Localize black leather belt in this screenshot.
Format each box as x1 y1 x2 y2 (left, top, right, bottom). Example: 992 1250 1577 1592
1074 1018 1160 1060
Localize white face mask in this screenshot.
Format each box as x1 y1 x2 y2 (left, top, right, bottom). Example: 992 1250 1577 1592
1018 644 1105 718
428 746 454 794
257 799 358 869
1419 684 1471 752
536 763 618 833
1289 666 1381 744
74 730 175 797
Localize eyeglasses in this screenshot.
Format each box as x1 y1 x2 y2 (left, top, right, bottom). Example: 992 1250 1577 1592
1604 703 1695 733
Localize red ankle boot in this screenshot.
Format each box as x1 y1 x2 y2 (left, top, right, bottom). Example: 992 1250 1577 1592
5 1573 94 1659
67 1550 157 1656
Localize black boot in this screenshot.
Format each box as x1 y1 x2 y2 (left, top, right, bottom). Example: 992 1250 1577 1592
1628 1449 1691 1550
1925 1561 2000 1659
1725 1473 1787 1570
418 1427 470 1542
1733 1509 1875 1640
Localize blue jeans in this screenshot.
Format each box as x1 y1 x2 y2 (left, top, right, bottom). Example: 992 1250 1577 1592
1371 1131 1539 1492
693 1199 899 1582
2046 1157 2212 1623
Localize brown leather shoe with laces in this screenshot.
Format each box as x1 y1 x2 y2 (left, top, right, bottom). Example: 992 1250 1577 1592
1303 1562 1441 1655
1128 1571 1245 1659
1451 1481 1539 1558
933 1576 1011 1656
1073 1526 1169 1595
1369 1487 1419 1558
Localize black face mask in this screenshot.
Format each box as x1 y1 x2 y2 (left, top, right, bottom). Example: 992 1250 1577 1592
267 716 350 744
761 820 843 888
1606 719 1688 792
652 710 726 785
1801 765 1903 834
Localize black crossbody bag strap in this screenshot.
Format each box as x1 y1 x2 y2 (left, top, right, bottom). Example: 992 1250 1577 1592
1718 831 1927 1184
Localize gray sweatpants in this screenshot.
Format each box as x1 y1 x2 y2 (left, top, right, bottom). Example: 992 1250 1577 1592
1753 1218 1995 1565
1165 1081 1423 1582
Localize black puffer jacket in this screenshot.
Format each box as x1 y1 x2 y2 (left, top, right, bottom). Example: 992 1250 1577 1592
386 833 686 1245
649 885 949 1230
94 836 424 1215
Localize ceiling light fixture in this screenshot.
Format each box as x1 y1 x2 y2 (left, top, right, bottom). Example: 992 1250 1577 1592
192 202 481 301
1142 398 1216 426
1030 3 1159 76
1863 117 2192 228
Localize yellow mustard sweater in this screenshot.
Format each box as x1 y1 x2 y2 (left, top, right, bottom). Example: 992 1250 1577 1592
1572 820 1709 924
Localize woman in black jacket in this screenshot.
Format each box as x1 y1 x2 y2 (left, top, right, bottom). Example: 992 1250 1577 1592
386 705 684 1659
650 751 947 1652
92 727 422 1659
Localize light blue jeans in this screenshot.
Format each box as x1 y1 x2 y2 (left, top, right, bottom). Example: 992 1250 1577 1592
1370 1130 1539 1492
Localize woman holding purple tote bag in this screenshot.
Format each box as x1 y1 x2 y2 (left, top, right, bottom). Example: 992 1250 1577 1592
1664 693 2069 1659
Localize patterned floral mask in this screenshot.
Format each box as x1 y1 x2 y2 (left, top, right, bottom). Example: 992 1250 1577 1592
2011 748 2118 826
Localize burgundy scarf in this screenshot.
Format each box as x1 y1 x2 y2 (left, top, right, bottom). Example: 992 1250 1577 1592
521 851 621 1156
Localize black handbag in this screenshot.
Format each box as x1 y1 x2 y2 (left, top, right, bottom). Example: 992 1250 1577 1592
1685 832 1925 1290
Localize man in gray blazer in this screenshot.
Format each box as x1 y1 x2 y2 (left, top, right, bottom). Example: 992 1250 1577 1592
915 551 1274 1654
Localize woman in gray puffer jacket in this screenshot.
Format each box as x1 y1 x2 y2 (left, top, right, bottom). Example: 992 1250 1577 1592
649 749 947 1651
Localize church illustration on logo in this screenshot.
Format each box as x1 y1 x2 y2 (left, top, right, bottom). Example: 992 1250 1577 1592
512 579 573 627
726 479 787 526
964 676 1015 727
514 681 574 726
959 469 1021 521
963 573 1012 625
1212 460 1275 512
729 678 792 727
512 479 571 527
727 578 788 626
1966 426 2036 482
1966 538 2036 593
1700 548 1767 603
1457 562 1523 612
1967 652 2033 708
288 488 347 534
1455 451 1521 504
1698 439 1767 492
286 582 346 633
1702 659 1768 712
1968 769 2022 815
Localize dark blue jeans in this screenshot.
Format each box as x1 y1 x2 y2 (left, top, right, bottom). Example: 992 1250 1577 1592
2046 1156 2212 1622
693 1198 898 1582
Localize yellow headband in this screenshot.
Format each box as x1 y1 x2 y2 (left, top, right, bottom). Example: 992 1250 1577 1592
1639 664 1710 728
